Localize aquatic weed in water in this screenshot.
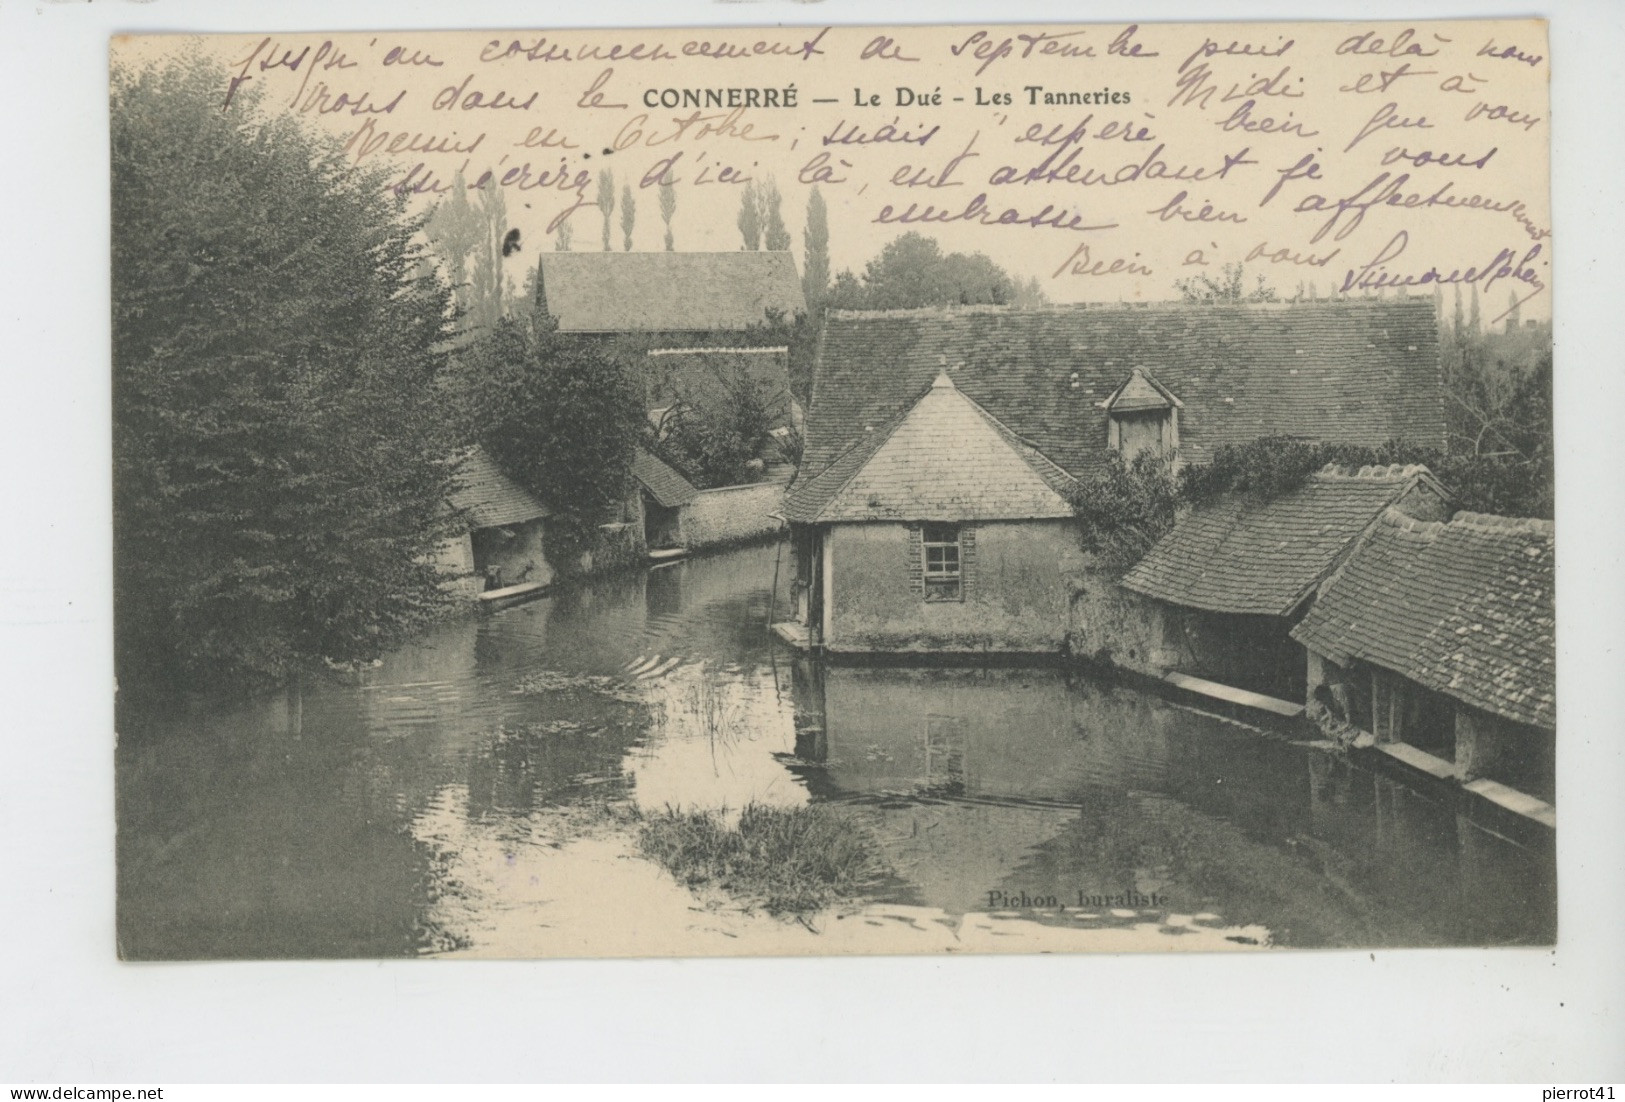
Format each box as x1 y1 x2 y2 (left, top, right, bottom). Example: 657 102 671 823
636 802 886 916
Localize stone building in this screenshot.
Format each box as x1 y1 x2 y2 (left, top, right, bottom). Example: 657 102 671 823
779 300 1447 656
631 448 699 553
1114 465 1451 701
782 371 1082 654
1291 509 1556 818
532 252 807 547
443 445 554 603
532 251 805 336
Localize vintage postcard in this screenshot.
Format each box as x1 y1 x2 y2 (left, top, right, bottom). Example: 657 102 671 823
111 20 1553 959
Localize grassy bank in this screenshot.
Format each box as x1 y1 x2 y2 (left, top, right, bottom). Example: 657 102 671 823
636 802 884 916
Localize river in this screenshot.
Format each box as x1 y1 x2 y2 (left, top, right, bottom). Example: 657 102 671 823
116 543 1556 959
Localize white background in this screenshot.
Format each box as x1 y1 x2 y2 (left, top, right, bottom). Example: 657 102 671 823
1 0 1620 1084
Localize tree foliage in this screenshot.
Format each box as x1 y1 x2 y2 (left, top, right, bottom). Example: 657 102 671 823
801 186 829 311
1068 452 1183 570
654 360 791 488
760 177 791 252
464 317 648 568
659 182 677 251
1183 435 1552 518
1009 275 1049 305
825 232 1025 309
1433 283 1553 513
1071 429 1553 577
620 183 637 251
424 172 507 340
112 55 464 693
1173 262 1280 304
596 169 616 251
736 181 763 250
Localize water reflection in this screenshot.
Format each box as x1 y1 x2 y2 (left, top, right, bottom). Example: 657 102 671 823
787 662 1554 947
116 543 1554 958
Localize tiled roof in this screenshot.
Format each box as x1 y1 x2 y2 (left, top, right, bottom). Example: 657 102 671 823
801 300 1445 481
632 448 699 508
1291 509 1555 730
449 446 549 528
1121 465 1439 617
784 372 1076 523
537 252 805 333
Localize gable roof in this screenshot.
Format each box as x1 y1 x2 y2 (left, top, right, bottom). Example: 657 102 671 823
784 372 1076 523
449 446 549 528
1290 509 1555 730
1104 367 1183 413
1121 465 1443 617
801 300 1444 483
632 448 699 508
537 252 805 333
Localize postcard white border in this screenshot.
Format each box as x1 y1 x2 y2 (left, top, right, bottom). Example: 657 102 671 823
1 0 1620 1083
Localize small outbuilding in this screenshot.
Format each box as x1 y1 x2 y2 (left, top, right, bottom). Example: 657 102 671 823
445 446 555 602
1118 465 1451 701
631 448 700 555
782 371 1081 655
1291 509 1555 814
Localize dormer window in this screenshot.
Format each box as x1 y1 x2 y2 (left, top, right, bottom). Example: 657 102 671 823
1102 368 1182 462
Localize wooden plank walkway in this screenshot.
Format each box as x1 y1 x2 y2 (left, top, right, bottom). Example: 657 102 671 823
1160 671 1305 719
1377 741 1465 782
1463 776 1557 829
770 621 810 649
478 581 546 605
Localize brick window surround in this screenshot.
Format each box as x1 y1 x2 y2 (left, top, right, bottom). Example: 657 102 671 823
911 523 973 602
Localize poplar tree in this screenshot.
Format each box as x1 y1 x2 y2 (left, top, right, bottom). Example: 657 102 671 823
621 183 637 251
467 182 508 334
659 182 677 251
761 177 791 252
736 181 762 250
802 186 830 310
597 169 616 251
425 172 506 338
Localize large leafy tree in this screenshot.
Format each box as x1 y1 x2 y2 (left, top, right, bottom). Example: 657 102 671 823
112 56 464 693
825 232 1026 309
1173 262 1279 304
654 360 791 488
465 317 648 569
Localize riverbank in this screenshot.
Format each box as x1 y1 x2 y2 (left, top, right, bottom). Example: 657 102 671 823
412 800 1272 958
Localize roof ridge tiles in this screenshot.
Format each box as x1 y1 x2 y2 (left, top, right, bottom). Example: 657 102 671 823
1314 462 1434 481
823 299 1436 321
1450 511 1556 536
551 249 797 259
1376 505 1447 536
